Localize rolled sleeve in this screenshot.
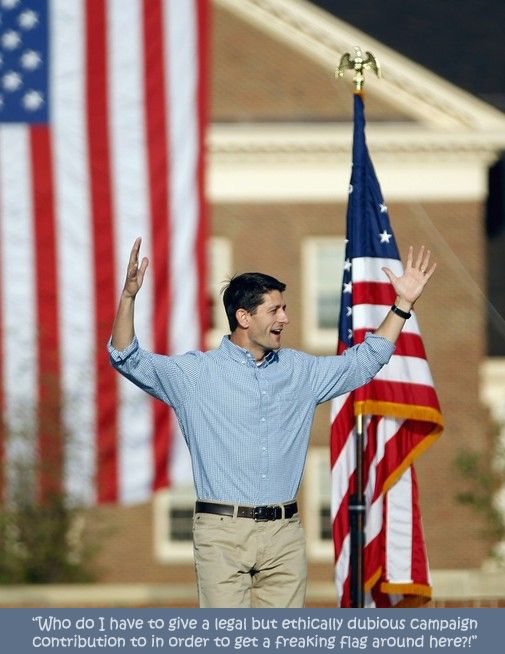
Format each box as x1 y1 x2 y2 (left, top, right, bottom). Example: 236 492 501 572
108 337 202 408
360 333 395 367
107 336 139 364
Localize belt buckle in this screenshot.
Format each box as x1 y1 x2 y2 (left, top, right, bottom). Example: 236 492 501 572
254 505 276 521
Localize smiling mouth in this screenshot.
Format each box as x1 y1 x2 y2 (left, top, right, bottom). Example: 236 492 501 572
271 329 282 336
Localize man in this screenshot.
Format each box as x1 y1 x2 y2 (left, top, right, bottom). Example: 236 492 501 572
108 237 435 608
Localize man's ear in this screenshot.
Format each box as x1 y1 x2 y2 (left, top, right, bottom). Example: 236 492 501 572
235 308 249 329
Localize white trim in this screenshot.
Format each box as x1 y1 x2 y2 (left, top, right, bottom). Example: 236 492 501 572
480 359 505 421
210 122 505 154
208 123 503 203
152 487 195 564
479 358 505 561
301 237 344 352
206 237 233 349
303 447 333 562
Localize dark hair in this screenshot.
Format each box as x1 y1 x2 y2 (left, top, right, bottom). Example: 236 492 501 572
222 272 286 332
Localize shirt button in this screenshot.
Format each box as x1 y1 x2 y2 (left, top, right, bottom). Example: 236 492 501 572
260 417 266 422
262 447 267 451
261 391 267 395
261 474 266 479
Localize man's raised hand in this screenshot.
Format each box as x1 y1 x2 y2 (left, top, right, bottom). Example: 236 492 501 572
123 237 149 299
382 245 436 307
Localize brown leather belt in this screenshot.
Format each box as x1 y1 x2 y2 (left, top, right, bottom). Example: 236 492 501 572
195 500 298 521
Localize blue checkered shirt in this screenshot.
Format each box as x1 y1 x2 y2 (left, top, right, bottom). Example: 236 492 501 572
108 334 394 504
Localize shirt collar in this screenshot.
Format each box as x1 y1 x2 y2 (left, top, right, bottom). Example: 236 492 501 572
219 335 279 368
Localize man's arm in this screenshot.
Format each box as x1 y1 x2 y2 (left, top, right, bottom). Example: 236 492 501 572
375 245 436 344
309 245 435 404
111 237 149 351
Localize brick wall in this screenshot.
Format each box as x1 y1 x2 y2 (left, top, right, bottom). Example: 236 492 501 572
210 3 412 123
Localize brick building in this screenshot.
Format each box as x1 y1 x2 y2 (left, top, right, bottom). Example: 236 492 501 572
6 0 505 608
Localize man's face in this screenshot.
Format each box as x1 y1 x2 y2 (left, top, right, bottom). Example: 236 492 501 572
244 290 289 357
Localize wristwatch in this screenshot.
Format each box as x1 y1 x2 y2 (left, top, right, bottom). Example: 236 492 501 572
390 304 411 319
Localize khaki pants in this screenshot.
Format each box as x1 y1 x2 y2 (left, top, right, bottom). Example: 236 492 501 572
192 510 307 608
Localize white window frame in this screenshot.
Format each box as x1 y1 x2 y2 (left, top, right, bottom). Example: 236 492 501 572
480 358 505 560
303 446 333 561
152 486 196 563
206 237 233 349
301 236 346 352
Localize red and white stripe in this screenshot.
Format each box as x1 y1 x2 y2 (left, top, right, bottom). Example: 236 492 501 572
0 0 208 505
331 257 442 607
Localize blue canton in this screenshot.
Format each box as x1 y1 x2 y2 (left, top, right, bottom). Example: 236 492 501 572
108 333 394 505
0 0 48 124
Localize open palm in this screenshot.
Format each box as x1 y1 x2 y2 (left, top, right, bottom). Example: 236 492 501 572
382 245 436 305
123 237 149 299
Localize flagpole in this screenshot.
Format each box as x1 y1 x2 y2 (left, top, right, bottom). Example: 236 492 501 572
336 47 381 609
349 413 366 608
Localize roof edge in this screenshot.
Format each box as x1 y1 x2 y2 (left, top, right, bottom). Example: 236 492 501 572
215 0 505 131
210 123 505 157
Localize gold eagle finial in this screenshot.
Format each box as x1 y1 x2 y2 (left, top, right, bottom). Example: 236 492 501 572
336 46 381 91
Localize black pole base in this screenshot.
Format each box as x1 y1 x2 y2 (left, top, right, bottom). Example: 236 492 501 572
349 493 366 608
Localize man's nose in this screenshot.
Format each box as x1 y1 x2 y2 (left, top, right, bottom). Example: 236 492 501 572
279 309 289 324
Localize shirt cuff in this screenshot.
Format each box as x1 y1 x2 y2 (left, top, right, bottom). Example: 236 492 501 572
364 332 395 364
107 336 139 363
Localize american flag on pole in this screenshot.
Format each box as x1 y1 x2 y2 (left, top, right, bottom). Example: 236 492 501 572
0 0 209 505
330 93 444 607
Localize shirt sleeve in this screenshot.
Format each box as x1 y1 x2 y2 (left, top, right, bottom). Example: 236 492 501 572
308 333 395 404
107 336 202 408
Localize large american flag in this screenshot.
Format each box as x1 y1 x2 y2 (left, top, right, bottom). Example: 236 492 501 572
0 0 208 505
330 93 444 607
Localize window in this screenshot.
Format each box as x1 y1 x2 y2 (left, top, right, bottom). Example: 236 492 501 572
480 357 505 559
302 237 346 351
207 237 233 349
152 486 196 563
167 506 194 542
303 447 333 561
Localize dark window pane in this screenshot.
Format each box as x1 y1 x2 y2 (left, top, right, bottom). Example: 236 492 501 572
320 505 332 541
169 507 193 542
318 294 339 329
